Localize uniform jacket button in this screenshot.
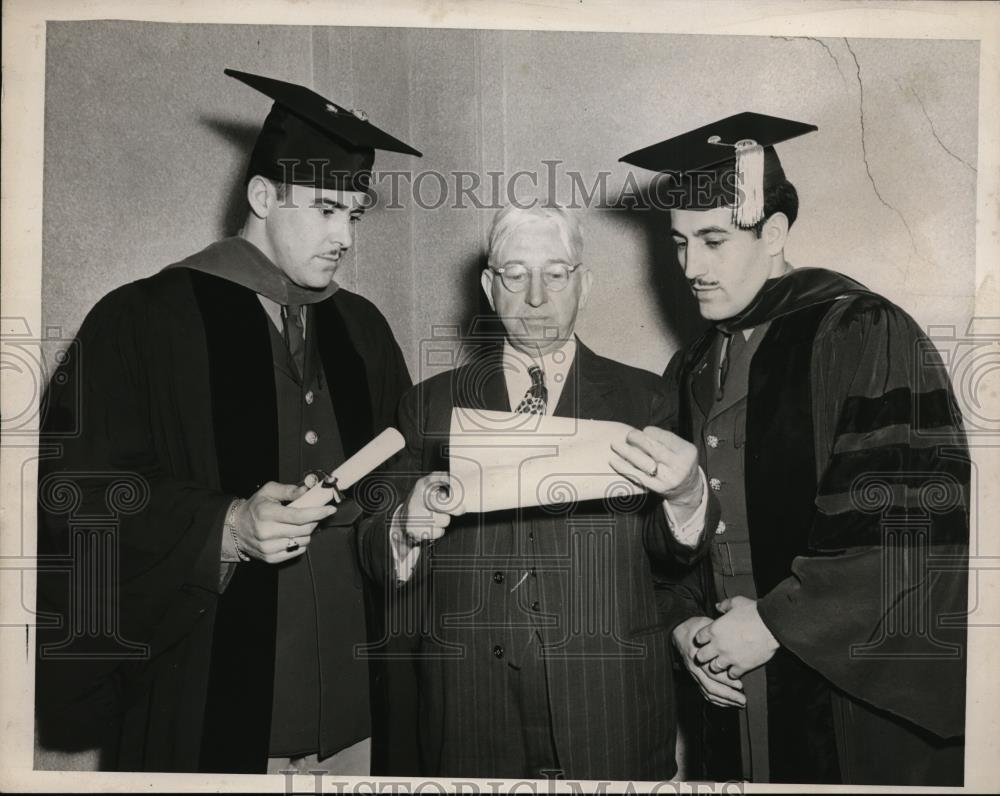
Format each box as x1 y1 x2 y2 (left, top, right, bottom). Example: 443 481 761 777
305 430 319 445
715 520 727 535
493 571 504 584
531 600 540 612
709 477 722 492
706 434 719 448
493 645 504 659
304 390 315 405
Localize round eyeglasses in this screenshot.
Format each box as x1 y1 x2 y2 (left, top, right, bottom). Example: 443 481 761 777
490 263 583 293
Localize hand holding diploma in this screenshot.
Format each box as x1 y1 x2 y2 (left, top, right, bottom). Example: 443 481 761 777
289 427 406 508
231 482 338 564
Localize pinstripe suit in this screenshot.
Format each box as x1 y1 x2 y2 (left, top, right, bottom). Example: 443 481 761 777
360 341 714 780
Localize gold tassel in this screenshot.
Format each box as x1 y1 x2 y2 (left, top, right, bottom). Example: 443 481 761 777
733 139 765 228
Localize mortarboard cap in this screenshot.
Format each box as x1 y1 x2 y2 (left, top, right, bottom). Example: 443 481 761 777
226 68 421 192
619 112 817 228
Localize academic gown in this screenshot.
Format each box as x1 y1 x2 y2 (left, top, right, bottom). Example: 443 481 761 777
658 268 969 786
34 238 412 772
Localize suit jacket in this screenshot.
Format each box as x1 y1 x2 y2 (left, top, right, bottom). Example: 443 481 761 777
360 339 715 780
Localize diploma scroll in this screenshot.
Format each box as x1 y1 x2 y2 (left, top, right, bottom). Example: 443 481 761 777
289 427 406 508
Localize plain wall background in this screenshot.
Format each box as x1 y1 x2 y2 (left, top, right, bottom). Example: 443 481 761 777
43 22 979 384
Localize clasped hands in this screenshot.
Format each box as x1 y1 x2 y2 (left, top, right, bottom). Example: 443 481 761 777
672 596 780 708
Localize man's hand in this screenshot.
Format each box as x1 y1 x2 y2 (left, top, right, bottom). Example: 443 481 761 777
399 471 461 545
672 616 746 708
610 426 702 522
694 596 780 678
232 481 337 564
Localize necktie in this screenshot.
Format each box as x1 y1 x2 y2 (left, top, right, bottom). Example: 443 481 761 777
515 365 548 415
282 303 305 375
717 331 746 401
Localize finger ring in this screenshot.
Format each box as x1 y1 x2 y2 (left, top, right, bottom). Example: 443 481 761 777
648 462 660 478
285 538 300 552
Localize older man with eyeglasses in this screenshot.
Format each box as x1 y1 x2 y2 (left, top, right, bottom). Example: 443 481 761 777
359 204 720 780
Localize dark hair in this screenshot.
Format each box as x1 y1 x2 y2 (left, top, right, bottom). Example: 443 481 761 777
272 180 291 201
752 179 799 238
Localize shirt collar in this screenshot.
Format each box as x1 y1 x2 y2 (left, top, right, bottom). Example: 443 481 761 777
501 336 577 380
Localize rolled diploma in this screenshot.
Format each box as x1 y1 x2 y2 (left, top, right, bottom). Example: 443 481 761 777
288 427 406 508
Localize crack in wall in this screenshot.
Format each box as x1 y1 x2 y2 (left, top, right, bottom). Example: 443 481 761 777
771 36 848 84
844 38 920 261
903 82 977 173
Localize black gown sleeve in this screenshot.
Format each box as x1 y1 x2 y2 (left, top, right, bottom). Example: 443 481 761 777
35 284 235 750
756 296 969 739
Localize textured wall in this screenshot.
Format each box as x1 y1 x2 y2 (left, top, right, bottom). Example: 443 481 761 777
43 23 979 380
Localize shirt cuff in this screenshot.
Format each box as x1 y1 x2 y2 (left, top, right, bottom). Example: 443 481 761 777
389 505 423 583
662 468 709 547
220 499 245 563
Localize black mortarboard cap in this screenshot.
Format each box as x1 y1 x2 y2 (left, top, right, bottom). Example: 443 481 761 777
619 112 817 228
226 68 421 192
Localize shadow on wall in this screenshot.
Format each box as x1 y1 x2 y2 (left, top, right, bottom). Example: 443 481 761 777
604 183 709 362
201 115 260 237
458 252 508 363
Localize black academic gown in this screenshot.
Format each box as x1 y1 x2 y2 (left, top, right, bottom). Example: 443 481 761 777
34 238 411 772
658 268 969 786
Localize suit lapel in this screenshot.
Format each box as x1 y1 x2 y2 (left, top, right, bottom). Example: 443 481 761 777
708 326 768 421
692 333 719 420
555 340 616 420
457 346 511 413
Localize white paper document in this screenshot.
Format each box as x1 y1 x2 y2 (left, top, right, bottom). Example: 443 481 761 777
446 407 644 514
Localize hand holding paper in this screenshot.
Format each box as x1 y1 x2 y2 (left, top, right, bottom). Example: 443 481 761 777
446 408 647 513
609 426 703 523
398 471 466 544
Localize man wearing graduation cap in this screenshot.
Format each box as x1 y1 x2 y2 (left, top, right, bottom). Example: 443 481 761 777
621 113 969 785
35 70 419 773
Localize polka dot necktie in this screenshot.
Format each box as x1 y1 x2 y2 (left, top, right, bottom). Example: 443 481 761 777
515 365 548 415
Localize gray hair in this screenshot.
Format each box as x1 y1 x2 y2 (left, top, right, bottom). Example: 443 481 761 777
486 205 584 268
